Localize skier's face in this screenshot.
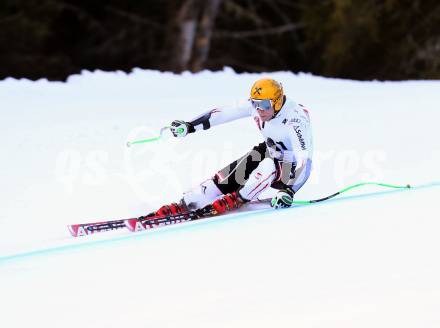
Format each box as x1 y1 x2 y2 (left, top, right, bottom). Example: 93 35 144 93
257 108 274 121
251 99 275 121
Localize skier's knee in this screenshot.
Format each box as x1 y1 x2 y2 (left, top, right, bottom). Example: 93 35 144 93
239 158 276 200
182 179 223 210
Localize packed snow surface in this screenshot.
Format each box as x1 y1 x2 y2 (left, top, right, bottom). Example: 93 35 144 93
1 68 439 327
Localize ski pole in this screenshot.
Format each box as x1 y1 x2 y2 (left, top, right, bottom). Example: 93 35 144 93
126 126 170 147
289 182 411 205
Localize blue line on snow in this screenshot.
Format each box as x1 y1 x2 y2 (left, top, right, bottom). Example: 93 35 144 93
0 182 439 263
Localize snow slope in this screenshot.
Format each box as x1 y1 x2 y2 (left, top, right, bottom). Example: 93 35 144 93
1 68 439 327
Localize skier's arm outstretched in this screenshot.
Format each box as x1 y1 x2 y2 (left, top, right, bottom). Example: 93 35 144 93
170 102 251 137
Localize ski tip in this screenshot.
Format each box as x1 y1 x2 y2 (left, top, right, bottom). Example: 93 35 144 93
124 219 137 232
126 141 131 148
68 225 79 237
68 224 97 237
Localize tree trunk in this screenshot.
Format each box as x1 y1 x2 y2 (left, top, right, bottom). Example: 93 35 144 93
190 0 223 72
171 0 201 72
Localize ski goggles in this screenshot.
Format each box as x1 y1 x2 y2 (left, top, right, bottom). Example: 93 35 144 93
250 99 273 111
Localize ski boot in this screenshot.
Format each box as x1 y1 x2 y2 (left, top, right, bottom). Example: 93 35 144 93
147 201 188 218
200 191 244 216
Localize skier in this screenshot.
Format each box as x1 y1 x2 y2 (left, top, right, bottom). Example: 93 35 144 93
154 78 313 217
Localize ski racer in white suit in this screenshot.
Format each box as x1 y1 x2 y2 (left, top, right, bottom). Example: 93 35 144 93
153 78 313 217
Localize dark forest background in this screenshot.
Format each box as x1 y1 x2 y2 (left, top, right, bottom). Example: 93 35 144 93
1 0 440 81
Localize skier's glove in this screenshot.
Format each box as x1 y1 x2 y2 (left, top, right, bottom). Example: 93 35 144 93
170 120 195 138
271 189 294 209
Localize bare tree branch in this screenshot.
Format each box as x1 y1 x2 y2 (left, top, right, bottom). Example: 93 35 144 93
104 5 163 30
214 23 304 39
223 0 266 25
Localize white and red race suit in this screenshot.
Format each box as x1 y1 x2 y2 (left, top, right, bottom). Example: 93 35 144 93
182 96 313 209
